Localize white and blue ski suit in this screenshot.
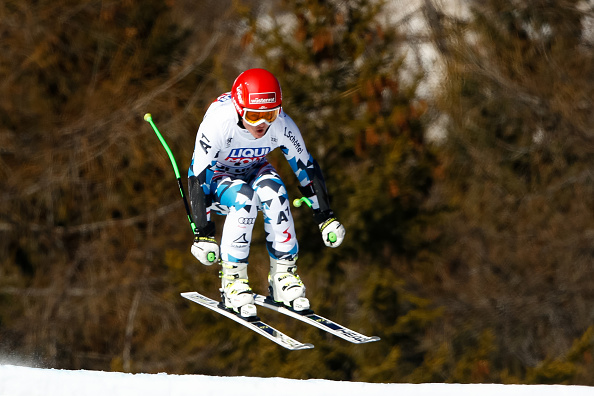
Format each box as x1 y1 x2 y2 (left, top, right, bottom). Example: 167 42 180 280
188 93 334 264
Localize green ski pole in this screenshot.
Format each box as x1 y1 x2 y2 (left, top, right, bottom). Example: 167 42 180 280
144 113 197 235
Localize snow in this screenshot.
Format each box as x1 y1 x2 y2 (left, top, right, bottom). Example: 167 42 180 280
1 365 593 396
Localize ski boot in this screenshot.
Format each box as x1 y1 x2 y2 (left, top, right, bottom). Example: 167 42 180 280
220 261 257 318
268 257 310 312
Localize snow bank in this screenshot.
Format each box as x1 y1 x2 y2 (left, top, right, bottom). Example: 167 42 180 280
0 364 592 396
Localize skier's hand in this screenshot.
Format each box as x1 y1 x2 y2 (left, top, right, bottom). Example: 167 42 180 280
191 235 220 266
319 218 345 248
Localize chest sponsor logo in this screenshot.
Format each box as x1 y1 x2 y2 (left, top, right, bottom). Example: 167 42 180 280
225 147 271 165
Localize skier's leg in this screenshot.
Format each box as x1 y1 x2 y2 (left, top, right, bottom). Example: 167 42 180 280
267 256 310 311
212 176 259 316
213 176 260 263
219 261 257 317
252 164 298 260
252 165 308 310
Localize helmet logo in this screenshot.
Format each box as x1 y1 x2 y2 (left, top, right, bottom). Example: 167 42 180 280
231 97 243 115
249 92 277 105
235 86 244 105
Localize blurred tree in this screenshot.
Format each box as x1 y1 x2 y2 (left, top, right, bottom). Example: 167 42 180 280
424 0 594 384
0 0 247 371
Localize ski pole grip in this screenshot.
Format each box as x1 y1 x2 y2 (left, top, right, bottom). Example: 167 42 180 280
207 252 216 263
328 232 337 243
293 197 313 208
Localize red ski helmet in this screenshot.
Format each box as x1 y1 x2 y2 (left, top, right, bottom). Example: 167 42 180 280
231 68 282 117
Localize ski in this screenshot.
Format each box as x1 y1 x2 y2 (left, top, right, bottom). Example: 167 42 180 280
181 292 314 351
253 294 381 344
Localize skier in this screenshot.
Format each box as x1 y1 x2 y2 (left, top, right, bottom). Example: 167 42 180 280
188 68 345 318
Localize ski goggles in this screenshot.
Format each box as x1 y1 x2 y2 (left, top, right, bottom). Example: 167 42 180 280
242 107 281 126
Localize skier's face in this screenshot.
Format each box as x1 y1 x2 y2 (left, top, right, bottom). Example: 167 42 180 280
242 119 269 139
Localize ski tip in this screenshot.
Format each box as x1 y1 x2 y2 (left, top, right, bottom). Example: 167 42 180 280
287 342 314 350
348 335 381 344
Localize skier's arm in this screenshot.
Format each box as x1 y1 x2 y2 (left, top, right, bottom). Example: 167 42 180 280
279 115 345 247
296 159 345 248
189 175 218 265
188 173 214 236
188 126 221 264
297 159 334 224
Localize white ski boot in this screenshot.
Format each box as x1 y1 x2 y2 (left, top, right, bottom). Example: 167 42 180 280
268 257 310 311
220 262 257 318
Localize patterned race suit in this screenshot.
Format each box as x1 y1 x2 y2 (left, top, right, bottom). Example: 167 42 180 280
188 93 327 264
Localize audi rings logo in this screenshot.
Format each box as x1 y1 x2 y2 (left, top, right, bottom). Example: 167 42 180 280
238 217 256 225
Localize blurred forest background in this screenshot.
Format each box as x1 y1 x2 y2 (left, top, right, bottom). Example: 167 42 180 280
1 0 594 385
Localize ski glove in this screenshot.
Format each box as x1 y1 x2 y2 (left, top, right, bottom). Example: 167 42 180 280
191 221 219 266
191 235 220 265
191 221 220 265
319 218 346 248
